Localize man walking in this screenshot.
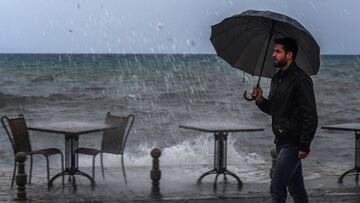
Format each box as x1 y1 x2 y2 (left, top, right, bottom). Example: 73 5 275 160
252 37 318 203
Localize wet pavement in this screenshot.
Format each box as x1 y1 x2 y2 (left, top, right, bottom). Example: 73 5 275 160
0 165 359 203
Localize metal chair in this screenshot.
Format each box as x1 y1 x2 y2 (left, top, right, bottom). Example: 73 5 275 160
1 114 64 188
75 112 135 184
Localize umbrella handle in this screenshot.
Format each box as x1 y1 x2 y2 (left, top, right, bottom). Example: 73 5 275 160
243 90 255 101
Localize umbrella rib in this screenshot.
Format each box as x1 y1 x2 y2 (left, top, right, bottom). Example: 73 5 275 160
298 42 316 74
269 23 318 75
211 17 268 40
255 25 274 78
214 17 273 55
212 11 320 77
272 22 318 67
218 30 268 55
237 32 271 76
211 16 266 36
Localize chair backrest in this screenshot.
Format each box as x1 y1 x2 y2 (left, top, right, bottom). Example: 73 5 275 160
1 114 32 154
101 112 135 154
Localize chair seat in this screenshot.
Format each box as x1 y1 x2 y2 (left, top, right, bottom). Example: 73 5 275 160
28 148 62 156
76 148 102 156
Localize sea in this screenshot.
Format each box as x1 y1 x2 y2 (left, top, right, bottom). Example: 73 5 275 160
0 54 359 183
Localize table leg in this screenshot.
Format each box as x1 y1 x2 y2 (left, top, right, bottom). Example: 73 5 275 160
355 131 360 169
48 134 95 187
338 131 360 183
224 170 242 186
70 134 77 173
338 168 360 183
197 132 242 187
197 169 217 184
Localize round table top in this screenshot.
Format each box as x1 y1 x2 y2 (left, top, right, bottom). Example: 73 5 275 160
28 121 114 135
179 121 264 133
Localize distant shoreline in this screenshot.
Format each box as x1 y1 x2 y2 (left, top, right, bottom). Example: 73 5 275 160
0 53 359 57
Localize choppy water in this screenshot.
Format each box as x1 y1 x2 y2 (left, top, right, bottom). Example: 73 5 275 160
0 54 359 182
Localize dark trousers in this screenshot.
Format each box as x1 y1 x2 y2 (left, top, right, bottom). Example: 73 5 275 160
270 144 308 203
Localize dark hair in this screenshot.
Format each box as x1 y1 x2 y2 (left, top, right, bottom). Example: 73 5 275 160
273 37 298 60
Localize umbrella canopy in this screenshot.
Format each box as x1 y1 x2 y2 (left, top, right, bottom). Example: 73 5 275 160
210 10 320 79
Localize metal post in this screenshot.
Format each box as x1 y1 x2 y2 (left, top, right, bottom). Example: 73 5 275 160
150 148 162 197
15 152 27 201
270 148 278 178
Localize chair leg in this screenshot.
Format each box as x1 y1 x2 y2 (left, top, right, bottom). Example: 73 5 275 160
92 155 96 180
100 153 105 179
121 155 127 184
29 154 33 185
11 160 17 188
46 156 50 187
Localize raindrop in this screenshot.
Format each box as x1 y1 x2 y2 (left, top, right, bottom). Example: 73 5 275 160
186 39 196 47
309 2 319 13
343 8 350 16
157 22 164 31
168 37 175 43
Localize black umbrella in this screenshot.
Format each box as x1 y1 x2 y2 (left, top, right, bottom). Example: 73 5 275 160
210 10 320 101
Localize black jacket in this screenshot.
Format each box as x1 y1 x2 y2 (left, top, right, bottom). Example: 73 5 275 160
256 62 318 152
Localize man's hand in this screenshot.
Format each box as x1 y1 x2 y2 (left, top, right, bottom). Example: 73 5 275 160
298 151 308 159
251 86 263 102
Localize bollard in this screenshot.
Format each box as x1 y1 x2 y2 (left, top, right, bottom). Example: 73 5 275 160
150 148 162 197
269 148 278 178
15 152 27 201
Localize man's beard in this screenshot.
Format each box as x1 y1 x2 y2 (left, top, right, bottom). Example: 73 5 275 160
273 58 287 68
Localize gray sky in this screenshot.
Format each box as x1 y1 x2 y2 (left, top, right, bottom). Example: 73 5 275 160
0 0 359 54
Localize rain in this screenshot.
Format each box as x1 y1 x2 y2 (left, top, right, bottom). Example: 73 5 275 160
0 0 360 201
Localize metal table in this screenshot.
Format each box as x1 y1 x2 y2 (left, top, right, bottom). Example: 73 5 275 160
322 123 360 183
28 121 114 188
179 121 264 187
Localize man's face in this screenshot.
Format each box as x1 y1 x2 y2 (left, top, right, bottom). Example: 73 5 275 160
272 44 288 68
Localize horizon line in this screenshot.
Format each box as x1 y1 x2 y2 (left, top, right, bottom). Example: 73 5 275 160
0 53 359 56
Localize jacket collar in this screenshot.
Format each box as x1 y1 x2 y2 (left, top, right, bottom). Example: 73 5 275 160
276 62 297 79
